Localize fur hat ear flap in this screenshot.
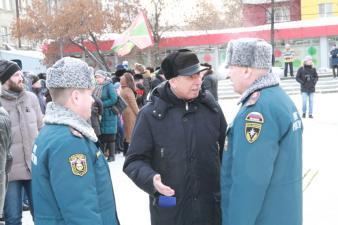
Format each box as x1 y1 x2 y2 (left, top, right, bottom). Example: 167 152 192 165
161 52 178 80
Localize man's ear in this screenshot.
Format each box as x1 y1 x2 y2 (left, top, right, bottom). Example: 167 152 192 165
70 89 81 105
168 78 177 89
243 67 252 79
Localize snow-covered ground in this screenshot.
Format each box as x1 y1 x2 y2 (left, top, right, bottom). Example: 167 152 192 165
23 93 338 225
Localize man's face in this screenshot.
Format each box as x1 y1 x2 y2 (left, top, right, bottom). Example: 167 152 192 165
76 89 94 120
6 71 24 93
170 72 204 100
227 66 249 94
304 59 313 66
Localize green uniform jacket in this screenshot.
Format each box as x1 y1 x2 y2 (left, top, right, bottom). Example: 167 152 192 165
221 85 303 225
32 124 119 225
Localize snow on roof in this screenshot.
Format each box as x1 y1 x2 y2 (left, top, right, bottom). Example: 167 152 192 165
161 17 338 38
0 49 44 59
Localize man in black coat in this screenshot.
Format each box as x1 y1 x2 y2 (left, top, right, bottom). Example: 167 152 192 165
123 49 227 225
296 55 318 118
330 44 338 78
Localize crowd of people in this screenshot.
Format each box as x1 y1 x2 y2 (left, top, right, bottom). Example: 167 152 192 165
0 38 304 225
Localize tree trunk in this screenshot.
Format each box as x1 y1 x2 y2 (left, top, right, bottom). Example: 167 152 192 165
88 32 110 71
69 38 107 70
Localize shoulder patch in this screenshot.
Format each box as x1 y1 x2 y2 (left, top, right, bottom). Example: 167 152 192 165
69 154 88 176
70 128 83 138
245 91 260 107
245 112 264 123
245 112 264 143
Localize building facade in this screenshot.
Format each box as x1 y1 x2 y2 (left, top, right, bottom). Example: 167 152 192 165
0 0 15 48
242 0 301 26
302 0 338 20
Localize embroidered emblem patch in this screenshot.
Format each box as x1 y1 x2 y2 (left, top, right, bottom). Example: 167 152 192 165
69 154 88 176
245 123 262 143
245 112 264 123
245 112 264 143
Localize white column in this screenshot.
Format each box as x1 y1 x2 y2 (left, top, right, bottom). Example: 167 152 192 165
320 37 329 70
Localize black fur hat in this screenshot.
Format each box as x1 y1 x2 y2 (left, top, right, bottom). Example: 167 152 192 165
161 49 208 80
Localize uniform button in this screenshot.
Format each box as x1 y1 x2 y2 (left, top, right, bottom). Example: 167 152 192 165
183 118 188 122
158 114 162 118
193 196 198 201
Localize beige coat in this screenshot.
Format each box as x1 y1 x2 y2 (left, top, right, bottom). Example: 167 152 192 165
120 87 139 143
0 90 43 181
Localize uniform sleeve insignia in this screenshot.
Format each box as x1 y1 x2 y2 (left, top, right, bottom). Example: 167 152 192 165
69 154 88 176
245 112 264 123
245 91 260 107
70 128 83 138
245 122 262 143
245 112 264 143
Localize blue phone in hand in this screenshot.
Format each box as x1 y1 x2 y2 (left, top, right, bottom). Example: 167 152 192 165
158 196 176 208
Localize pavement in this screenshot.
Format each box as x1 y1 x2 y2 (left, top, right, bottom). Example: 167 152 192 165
22 93 338 225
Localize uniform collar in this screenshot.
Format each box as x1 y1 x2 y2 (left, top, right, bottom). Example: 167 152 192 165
43 102 98 142
239 71 280 105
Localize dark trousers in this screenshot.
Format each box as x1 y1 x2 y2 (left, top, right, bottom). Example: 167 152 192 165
284 62 294 77
333 65 338 78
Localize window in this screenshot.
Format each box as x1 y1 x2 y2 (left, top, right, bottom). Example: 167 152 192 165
319 3 333 17
4 0 12 11
1 26 9 43
266 7 290 23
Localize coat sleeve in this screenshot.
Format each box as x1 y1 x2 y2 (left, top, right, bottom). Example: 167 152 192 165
296 67 304 84
225 108 281 225
123 110 157 195
103 83 118 107
218 105 227 161
49 138 103 225
31 93 43 129
313 68 319 84
125 89 139 116
0 111 11 216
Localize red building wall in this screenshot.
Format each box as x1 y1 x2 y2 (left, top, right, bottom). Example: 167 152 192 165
243 0 301 26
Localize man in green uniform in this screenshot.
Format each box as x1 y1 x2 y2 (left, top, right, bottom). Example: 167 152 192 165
32 57 119 225
221 38 303 225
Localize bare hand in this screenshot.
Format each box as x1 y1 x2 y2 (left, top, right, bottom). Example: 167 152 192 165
153 174 175 196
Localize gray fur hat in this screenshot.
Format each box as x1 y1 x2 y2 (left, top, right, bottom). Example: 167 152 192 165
225 38 272 69
46 57 94 89
95 69 109 78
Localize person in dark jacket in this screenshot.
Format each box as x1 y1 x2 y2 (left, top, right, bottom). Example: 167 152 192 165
150 69 166 91
31 57 120 225
90 95 103 137
330 44 338 78
201 63 218 100
296 55 318 118
31 75 47 114
123 49 227 225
